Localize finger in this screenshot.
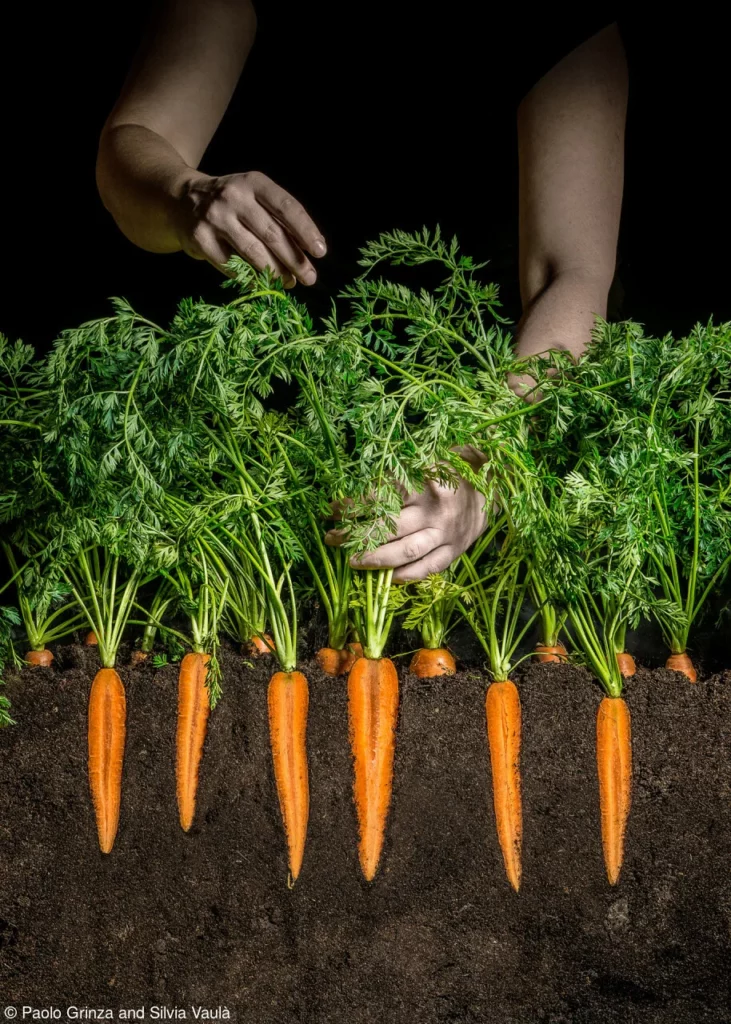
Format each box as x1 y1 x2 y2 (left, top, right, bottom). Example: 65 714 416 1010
253 177 327 258
392 545 455 584
187 224 237 278
219 219 295 286
327 504 429 548
350 527 442 570
235 204 317 285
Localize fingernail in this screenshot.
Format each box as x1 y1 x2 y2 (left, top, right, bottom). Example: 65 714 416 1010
312 238 327 257
302 267 317 285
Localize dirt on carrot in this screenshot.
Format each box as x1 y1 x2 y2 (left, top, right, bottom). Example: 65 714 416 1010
666 652 697 682
316 646 358 676
409 648 456 678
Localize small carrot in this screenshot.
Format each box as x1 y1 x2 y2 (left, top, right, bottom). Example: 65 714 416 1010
666 652 697 682
316 645 360 676
245 633 275 658
596 695 632 885
130 649 149 665
485 679 522 892
85 630 99 646
268 670 310 881
176 652 211 832
88 668 127 854
616 652 636 678
409 647 456 677
535 642 567 664
25 648 53 667
348 655 399 881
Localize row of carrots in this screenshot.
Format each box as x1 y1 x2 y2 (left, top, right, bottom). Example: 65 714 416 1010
24 628 699 889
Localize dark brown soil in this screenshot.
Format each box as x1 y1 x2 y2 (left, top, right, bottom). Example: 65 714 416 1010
2 642 731 1023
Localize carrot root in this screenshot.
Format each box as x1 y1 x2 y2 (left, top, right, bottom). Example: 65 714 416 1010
535 642 567 664
409 648 456 677
616 652 636 678
596 696 632 885
268 671 310 880
485 680 523 892
176 652 211 832
130 649 149 665
88 668 127 854
666 652 697 682
84 631 99 647
316 646 359 676
348 657 399 881
25 648 53 667
244 634 275 658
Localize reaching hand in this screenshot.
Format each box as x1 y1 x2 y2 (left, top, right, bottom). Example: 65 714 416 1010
176 170 327 287
326 471 488 584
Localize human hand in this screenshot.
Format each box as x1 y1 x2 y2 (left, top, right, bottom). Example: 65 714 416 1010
326 455 489 583
174 170 327 287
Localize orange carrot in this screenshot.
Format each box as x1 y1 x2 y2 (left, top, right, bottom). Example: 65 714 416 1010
176 652 211 832
244 634 275 658
268 670 310 880
88 668 127 854
316 646 361 676
666 652 697 682
409 647 456 677
85 630 99 646
348 656 399 881
596 695 632 885
616 652 636 678
485 680 523 892
535 642 567 664
25 648 53 667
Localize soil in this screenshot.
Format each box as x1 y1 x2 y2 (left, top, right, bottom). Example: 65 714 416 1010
2 637 731 1024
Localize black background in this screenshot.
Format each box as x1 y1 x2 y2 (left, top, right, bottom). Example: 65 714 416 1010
1 5 729 352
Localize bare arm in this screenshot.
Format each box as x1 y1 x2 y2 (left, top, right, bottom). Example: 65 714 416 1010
340 24 628 582
514 22 627 366
96 0 326 283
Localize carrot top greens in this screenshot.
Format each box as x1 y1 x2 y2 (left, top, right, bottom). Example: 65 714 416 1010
2 228 731 713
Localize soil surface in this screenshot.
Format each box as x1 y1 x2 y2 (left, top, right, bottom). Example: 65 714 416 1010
2 638 731 1023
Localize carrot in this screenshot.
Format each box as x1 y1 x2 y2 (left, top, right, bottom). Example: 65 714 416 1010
409 647 456 677
85 630 98 646
535 642 567 664
666 652 697 682
596 695 632 885
25 648 53 667
244 633 275 658
130 649 148 665
268 670 310 880
348 656 399 881
485 679 522 892
88 668 127 854
176 652 211 832
316 645 361 676
616 652 636 678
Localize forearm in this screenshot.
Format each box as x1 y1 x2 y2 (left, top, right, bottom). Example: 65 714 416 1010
96 0 256 254
96 124 203 253
516 22 627 359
